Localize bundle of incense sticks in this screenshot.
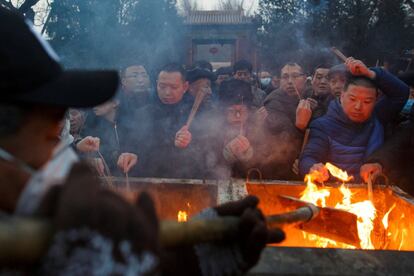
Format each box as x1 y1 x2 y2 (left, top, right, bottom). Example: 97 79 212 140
186 88 208 129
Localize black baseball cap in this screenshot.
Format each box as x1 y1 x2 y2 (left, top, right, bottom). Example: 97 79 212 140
0 7 119 108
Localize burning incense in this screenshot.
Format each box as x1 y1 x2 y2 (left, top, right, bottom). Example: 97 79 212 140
97 151 113 187
292 81 302 100
240 96 244 136
331 47 348 62
300 128 310 154
367 173 374 202
125 172 130 190
186 88 208 129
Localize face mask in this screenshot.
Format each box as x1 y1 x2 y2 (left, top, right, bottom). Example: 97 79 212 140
260 78 271 86
402 99 414 114
0 134 79 215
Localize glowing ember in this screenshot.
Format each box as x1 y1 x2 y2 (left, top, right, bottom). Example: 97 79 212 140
177 211 188 222
325 162 353 182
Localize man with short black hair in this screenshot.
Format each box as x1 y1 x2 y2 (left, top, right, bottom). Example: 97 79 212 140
300 58 409 182
119 64 153 113
295 64 335 130
233 59 267 108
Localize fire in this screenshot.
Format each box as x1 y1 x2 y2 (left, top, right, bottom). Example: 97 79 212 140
177 211 188 222
382 203 396 230
300 163 376 249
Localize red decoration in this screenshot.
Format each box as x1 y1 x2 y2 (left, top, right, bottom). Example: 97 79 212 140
209 47 219 55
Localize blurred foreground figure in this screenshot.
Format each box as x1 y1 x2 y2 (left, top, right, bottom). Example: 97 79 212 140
300 58 409 182
0 8 284 275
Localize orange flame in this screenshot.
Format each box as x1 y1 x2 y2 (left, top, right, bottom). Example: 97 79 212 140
382 203 396 230
301 164 376 249
177 211 188 222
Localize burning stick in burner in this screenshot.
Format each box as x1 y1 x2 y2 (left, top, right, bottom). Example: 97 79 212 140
367 173 374 202
278 195 360 247
97 151 113 187
125 172 130 190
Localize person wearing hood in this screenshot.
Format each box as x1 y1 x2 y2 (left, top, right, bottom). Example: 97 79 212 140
0 7 284 275
299 58 409 183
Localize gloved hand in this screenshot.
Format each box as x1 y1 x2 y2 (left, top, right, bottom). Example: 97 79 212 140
175 125 192 149
295 99 312 130
35 163 160 274
213 196 285 270
160 196 285 276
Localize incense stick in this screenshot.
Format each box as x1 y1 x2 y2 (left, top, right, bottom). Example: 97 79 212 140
292 81 302 100
367 173 374 202
97 151 113 187
186 89 207 129
331 47 348 62
125 172 130 190
240 96 244 136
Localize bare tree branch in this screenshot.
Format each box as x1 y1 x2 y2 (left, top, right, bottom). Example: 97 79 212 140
0 0 17 10
18 0 41 14
406 0 414 10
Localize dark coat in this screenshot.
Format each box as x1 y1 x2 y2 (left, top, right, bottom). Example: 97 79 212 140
81 112 134 176
131 94 213 179
300 68 410 181
248 89 303 180
367 121 414 195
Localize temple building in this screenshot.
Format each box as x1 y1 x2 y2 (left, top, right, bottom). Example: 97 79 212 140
183 10 259 70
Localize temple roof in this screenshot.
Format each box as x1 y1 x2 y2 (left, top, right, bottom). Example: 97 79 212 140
184 10 253 25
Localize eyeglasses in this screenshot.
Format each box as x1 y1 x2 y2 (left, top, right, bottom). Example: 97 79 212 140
281 73 305 81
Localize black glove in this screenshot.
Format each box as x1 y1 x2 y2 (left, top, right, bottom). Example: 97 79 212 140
160 195 285 276
35 162 160 274
214 195 285 269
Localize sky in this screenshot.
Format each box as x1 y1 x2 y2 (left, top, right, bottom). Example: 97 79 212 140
13 0 260 33
197 0 258 11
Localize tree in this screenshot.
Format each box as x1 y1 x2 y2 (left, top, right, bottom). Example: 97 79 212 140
45 0 184 71
258 0 414 73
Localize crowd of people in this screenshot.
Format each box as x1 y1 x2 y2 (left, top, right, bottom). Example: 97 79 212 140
1 5 414 275
69 49 413 192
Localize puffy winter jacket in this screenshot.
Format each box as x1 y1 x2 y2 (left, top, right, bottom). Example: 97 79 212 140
299 68 409 181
